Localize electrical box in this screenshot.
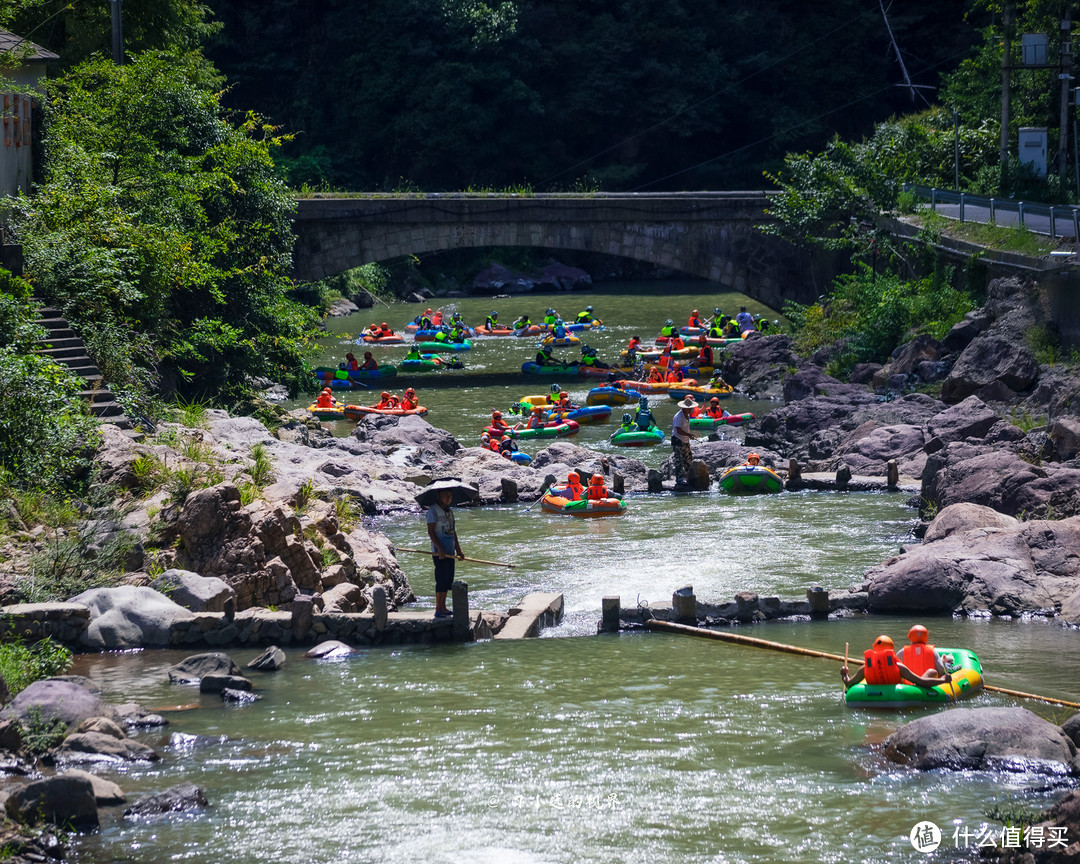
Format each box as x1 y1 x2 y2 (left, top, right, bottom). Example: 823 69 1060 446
1019 127 1048 177
1022 33 1049 65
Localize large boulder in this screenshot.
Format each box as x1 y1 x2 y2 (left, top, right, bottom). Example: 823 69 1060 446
1050 415 1080 462
862 515 1080 616
831 422 926 476
883 707 1080 775
922 502 1020 543
60 769 127 806
0 679 120 730
941 333 1040 403
168 652 242 684
922 396 1005 454
718 335 803 400
50 731 160 764
5 775 99 830
70 586 195 650
351 413 460 457
150 568 235 614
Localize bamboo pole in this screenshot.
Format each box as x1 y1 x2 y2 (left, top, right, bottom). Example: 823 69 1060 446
644 619 1080 709
392 546 515 569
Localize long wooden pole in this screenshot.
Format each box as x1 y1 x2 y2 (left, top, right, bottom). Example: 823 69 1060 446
392 546 515 569
645 620 1080 709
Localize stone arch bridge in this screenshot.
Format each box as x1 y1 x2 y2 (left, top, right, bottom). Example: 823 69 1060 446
292 192 832 309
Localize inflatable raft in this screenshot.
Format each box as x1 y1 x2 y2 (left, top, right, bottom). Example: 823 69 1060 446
521 362 579 376
413 327 476 341
473 325 516 336
610 425 665 447
545 405 611 425
688 412 754 430
586 386 643 406
343 404 428 420
399 356 464 371
506 420 580 440
666 384 734 400
416 339 471 353
717 465 783 495
845 648 984 709
540 491 626 518
306 403 347 421
358 333 405 345
313 365 397 386
541 334 581 348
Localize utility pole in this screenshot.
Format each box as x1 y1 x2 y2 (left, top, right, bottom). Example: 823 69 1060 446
1001 3 1014 169
1059 19 1072 179
109 0 124 65
954 108 961 189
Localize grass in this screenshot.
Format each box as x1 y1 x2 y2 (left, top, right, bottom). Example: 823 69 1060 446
0 637 71 696
1009 406 1046 432
918 209 1058 257
171 396 211 430
0 488 82 533
248 443 273 487
333 496 359 531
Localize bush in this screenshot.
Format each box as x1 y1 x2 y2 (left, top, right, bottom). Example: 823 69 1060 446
0 637 72 697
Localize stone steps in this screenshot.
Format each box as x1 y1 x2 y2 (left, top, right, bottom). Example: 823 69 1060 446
31 300 134 430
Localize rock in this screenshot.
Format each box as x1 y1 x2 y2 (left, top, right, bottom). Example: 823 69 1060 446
923 396 1003 454
199 674 252 694
304 640 354 658
5 775 99 830
73 717 126 739
60 769 127 806
1050 416 1080 462
70 585 196 650
833 422 926 476
1063 714 1080 749
168 652 242 684
221 688 262 704
246 646 287 672
150 568 235 614
782 367 860 403
941 334 1040 403
995 789 1080 864
325 297 359 317
923 503 1020 543
941 313 988 353
1061 587 1080 626
351 413 460 457
883 707 1080 775
0 679 120 731
0 719 22 752
885 334 944 378
718 335 802 400
114 703 168 729
321 582 364 614
124 783 208 819
862 515 1080 615
687 459 710 491
847 363 882 385
50 731 159 764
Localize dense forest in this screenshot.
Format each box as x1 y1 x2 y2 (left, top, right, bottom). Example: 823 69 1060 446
201 0 979 191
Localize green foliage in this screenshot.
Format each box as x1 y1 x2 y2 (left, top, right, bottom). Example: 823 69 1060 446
247 443 273 487
0 481 82 534
295 478 314 513
919 210 1056 257
130 454 166 497
333 495 358 531
1027 325 1063 366
19 528 134 603
13 51 320 409
1009 406 1046 433
15 705 69 756
166 466 202 504
784 264 974 375
984 802 1045 832
299 263 394 311
0 638 72 697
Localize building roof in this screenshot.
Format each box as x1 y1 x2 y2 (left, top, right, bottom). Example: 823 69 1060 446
0 28 60 63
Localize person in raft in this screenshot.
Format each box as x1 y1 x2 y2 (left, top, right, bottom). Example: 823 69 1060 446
490 409 511 431
900 625 952 679
535 345 562 367
315 387 338 409
360 351 378 371
634 395 655 432
585 474 609 500
484 310 499 329
374 391 399 409
426 489 464 619
841 635 951 690
561 471 586 501
344 352 360 371
400 388 418 411
702 397 729 419
687 309 704 329
576 305 596 324
525 406 547 429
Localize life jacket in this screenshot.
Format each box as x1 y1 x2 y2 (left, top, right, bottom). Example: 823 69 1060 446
400 396 418 410
492 416 509 429
706 406 724 419
485 316 498 328
544 314 557 325
565 482 585 501
708 326 724 339
514 317 530 329
362 358 378 369
658 354 672 369
527 414 544 429
581 354 596 366
346 359 359 371
690 407 703 418
688 316 701 327
487 439 501 453
660 325 676 337
698 346 713 364
862 648 902 685
432 311 443 325
648 368 664 382
577 311 592 323
316 393 335 408
419 316 432 330
665 369 683 382
669 337 685 351
627 339 641 352
901 643 937 677
586 483 607 500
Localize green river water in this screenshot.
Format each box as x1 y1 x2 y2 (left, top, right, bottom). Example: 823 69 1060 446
71 282 1079 863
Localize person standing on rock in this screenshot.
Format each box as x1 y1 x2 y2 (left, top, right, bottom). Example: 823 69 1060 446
672 397 699 488
425 488 465 619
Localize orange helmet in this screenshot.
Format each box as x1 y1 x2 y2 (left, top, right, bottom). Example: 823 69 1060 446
873 635 895 650
532 405 544 413
908 625 929 644
747 452 761 464
380 391 390 398
588 475 603 486
493 410 502 418
567 471 580 483
406 388 415 395
322 387 331 394
710 397 720 404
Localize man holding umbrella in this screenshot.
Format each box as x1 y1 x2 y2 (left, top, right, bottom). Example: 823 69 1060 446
417 479 479 618
672 397 700 488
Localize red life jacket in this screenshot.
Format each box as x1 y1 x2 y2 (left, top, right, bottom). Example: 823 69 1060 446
565 483 585 501
586 483 607 500
670 338 685 350
666 369 683 382
706 406 724 418
688 316 700 327
901 643 937 676
862 648 902 685
698 346 713 364
316 393 335 408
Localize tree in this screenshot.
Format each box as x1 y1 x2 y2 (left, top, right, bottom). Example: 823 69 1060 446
13 51 319 409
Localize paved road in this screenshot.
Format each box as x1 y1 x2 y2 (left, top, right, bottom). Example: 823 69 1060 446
926 202 1079 239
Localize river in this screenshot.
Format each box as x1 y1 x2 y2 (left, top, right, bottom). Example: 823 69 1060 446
70 281 1080 863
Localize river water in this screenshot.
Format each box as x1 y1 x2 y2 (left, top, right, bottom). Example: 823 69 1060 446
71 282 1080 863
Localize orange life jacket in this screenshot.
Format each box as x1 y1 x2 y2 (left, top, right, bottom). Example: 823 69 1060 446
658 354 672 369
706 406 724 418
862 648 902 685
688 316 700 327
666 370 683 382
586 483 607 500
698 347 713 363
486 439 501 452
648 368 664 382
492 417 510 429
316 393 335 408
901 643 937 676
400 397 418 410
565 483 585 501
669 338 685 350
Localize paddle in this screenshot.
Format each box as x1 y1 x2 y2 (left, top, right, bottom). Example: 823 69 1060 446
392 546 515 569
645 620 1080 709
524 479 554 512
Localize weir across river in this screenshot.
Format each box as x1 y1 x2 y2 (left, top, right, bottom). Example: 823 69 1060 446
291 192 836 309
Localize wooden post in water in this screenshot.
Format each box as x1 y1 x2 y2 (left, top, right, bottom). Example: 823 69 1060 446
886 459 899 489
372 585 387 633
672 585 697 623
601 596 621 633
452 581 470 641
807 586 831 620
290 595 313 644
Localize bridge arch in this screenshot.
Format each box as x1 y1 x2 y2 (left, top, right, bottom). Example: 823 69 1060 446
292 193 832 309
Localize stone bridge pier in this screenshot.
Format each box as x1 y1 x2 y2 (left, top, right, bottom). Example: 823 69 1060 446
292 192 837 309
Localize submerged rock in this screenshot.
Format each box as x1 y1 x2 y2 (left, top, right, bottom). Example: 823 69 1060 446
124 783 209 819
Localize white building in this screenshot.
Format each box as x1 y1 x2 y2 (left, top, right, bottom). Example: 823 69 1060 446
0 29 58 206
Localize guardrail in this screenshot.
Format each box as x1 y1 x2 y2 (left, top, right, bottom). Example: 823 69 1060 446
903 184 1080 242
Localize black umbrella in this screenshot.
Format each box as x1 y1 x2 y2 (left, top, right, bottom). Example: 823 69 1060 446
414 477 480 508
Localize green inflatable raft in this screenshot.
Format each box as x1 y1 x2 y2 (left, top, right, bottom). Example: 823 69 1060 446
844 648 985 709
